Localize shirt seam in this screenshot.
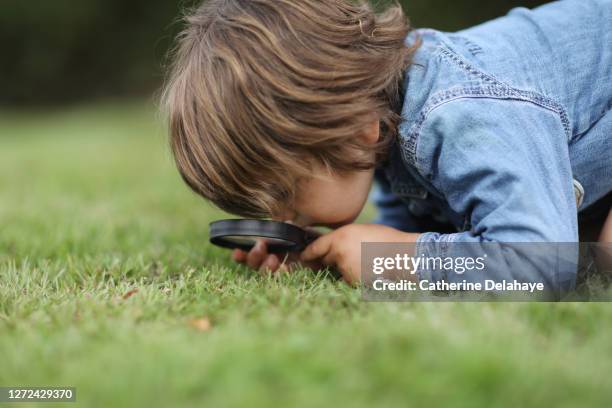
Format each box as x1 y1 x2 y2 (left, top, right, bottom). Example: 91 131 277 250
399 44 573 172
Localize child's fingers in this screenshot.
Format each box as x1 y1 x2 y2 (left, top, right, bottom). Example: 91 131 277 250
260 253 280 273
300 234 332 262
232 248 247 263
246 239 268 269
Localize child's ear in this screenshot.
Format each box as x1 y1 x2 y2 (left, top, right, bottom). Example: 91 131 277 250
359 116 380 145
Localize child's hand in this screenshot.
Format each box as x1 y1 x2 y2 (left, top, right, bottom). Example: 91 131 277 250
231 237 324 275
300 224 421 285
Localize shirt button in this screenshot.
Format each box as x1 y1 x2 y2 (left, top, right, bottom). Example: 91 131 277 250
573 178 585 209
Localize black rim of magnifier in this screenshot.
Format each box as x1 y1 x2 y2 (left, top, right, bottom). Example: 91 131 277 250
209 219 318 253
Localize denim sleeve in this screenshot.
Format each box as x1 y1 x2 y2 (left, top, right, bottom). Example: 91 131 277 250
411 98 580 294
370 168 422 233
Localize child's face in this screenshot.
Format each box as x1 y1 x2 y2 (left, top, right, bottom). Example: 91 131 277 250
273 118 380 229
274 164 376 229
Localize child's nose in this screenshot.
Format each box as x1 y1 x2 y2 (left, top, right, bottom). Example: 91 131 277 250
271 213 292 223
271 208 297 223
271 211 311 228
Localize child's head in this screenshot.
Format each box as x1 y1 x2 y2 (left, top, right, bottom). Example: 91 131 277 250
162 0 419 226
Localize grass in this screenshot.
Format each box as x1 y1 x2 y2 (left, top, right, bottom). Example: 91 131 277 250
1 100 611 408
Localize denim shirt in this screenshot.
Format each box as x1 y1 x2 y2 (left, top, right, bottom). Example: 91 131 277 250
371 0 612 292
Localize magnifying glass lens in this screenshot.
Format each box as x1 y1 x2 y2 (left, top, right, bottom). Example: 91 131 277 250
209 219 318 253
222 235 294 248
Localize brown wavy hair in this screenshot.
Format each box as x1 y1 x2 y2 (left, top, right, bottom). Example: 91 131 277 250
161 0 420 218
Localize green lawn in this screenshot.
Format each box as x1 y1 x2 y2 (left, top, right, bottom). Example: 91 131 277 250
1 101 611 408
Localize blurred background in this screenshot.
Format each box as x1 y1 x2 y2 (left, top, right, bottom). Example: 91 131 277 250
1 0 550 107
9 3 612 407
0 0 553 263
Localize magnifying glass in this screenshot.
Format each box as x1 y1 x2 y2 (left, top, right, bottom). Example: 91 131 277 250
209 219 320 254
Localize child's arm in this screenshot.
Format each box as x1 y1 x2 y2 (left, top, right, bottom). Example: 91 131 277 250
408 97 580 293
371 167 457 234
370 168 424 232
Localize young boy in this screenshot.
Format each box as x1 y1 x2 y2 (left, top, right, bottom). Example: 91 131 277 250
162 0 612 287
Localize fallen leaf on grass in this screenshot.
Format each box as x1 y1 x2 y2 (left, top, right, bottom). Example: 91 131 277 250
188 317 212 332
122 288 139 300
